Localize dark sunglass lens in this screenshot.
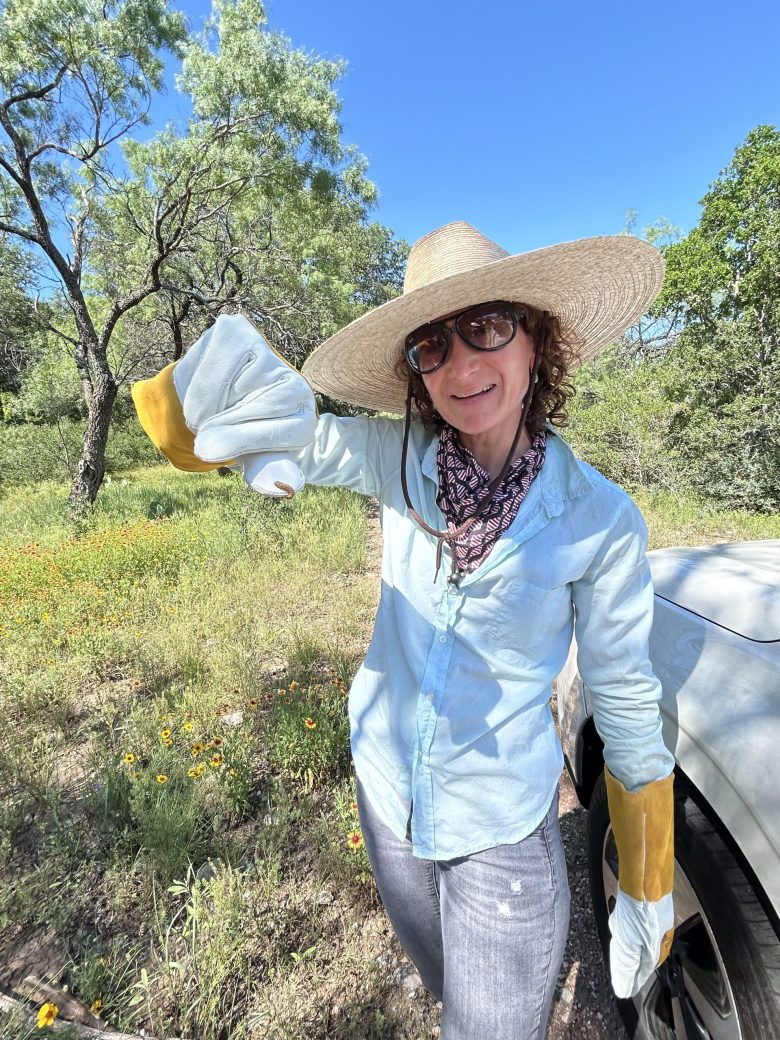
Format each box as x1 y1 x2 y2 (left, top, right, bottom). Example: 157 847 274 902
407 329 448 373
459 303 515 349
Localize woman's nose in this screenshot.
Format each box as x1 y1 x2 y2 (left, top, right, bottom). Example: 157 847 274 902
445 332 480 376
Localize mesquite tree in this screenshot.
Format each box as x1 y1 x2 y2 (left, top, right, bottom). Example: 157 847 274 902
0 0 403 507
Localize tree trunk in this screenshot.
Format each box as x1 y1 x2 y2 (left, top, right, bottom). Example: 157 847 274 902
68 370 118 510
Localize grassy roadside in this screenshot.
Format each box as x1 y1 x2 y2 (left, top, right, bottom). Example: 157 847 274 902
1 465 778 1038
0 467 408 1040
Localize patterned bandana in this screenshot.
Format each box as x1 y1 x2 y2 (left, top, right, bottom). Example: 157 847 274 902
436 425 548 576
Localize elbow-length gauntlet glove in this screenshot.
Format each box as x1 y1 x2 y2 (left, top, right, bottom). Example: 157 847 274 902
132 314 317 497
605 767 675 999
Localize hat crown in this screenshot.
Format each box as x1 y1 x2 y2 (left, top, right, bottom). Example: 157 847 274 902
403 221 510 294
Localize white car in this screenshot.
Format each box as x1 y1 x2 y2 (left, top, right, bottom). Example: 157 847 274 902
556 540 780 1040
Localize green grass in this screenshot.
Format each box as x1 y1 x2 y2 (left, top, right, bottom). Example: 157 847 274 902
1 462 776 1038
0 465 398 1039
634 487 780 549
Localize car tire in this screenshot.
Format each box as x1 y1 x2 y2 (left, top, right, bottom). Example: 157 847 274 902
586 770 780 1039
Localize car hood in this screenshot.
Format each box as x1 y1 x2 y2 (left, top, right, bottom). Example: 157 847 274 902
648 540 780 642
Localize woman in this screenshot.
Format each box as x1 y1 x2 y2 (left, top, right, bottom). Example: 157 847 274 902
134 221 676 1040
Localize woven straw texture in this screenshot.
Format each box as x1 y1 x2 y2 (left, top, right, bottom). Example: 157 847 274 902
302 221 664 413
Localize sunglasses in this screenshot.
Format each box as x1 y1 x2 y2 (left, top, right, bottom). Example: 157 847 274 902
404 301 526 375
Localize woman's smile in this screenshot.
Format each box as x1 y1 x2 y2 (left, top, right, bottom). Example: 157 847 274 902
421 320 535 474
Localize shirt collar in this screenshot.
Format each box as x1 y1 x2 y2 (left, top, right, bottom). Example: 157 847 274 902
537 428 592 517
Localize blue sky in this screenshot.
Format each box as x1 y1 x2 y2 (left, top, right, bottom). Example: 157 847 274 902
164 0 779 254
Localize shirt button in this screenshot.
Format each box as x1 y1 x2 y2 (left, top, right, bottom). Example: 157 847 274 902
439 634 447 643
426 692 433 702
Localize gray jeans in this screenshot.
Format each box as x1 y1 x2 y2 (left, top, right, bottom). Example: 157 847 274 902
357 778 570 1040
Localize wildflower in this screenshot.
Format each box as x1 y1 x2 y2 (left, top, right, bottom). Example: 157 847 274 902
123 753 135 765
182 721 194 732
349 801 358 812
289 680 299 691
248 698 258 708
347 830 364 850
37 1002 59 1028
195 763 207 777
155 774 168 784
229 768 237 777
90 999 103 1016
209 753 224 768
187 767 198 779
212 736 224 747
191 742 204 757
160 728 172 740
304 718 316 730
162 738 173 748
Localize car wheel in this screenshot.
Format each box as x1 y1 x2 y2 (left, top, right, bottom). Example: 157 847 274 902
586 770 780 1039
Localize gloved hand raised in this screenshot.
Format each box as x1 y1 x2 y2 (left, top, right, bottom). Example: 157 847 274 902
604 768 675 999
172 313 317 497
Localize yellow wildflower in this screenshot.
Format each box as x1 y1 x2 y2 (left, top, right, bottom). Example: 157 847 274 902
347 830 364 850
90 999 103 1016
37 1002 59 1028
155 774 168 784
304 718 316 730
123 753 135 765
209 753 224 768
160 728 172 740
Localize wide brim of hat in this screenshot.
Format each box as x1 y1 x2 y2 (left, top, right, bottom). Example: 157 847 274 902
301 235 664 414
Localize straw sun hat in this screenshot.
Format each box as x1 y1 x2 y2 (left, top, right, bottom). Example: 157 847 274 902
301 221 664 413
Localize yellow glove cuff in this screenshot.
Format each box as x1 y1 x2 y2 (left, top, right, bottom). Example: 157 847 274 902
605 766 674 904
131 364 234 473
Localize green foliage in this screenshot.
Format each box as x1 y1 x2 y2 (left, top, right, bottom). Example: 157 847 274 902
1 0 405 504
0 237 41 396
661 314 780 509
267 678 351 788
571 126 780 511
651 125 780 509
0 416 161 488
6 347 84 423
567 344 680 494
657 125 780 337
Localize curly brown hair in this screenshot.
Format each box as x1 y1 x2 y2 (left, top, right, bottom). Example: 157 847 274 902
393 302 581 436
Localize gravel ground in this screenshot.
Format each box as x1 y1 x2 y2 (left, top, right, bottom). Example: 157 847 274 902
546 765 629 1039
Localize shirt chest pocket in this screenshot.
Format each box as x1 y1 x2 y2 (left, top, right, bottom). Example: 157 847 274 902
486 577 571 661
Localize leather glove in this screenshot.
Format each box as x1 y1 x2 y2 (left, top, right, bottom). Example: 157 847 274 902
133 314 317 497
604 767 675 998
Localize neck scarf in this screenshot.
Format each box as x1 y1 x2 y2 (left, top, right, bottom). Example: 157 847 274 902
436 425 547 576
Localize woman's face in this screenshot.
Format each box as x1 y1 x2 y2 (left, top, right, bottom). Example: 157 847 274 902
420 308 536 445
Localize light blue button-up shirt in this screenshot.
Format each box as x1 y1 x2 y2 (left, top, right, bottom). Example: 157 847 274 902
299 413 674 860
